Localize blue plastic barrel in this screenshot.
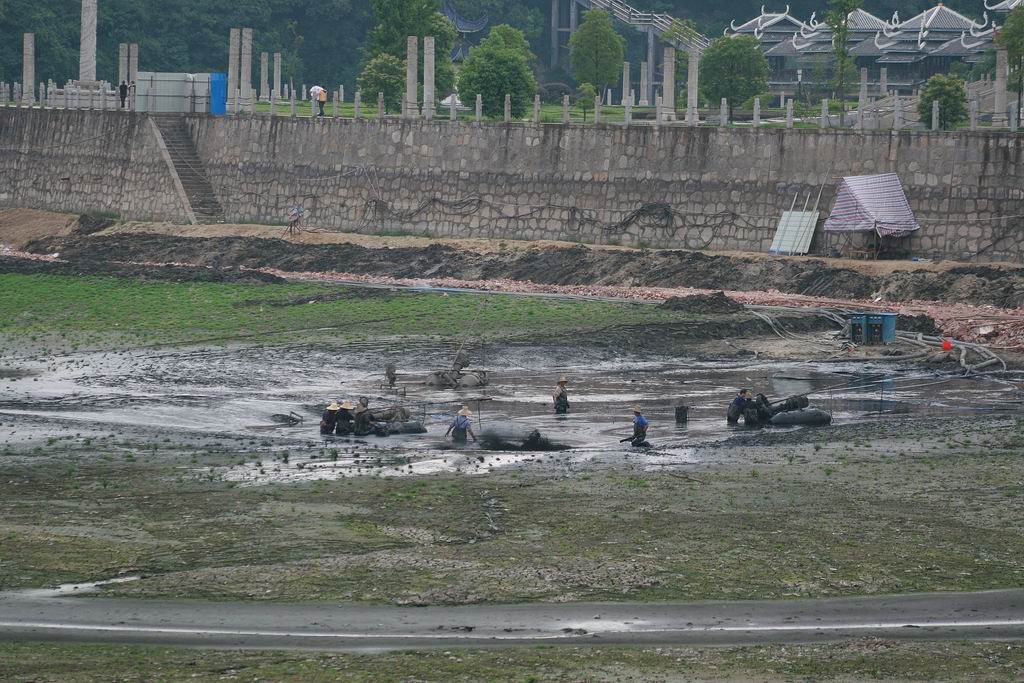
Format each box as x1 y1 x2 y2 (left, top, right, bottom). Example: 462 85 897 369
209 72 227 115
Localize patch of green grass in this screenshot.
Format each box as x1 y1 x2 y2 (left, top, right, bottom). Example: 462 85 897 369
0 273 689 351
2 640 1023 682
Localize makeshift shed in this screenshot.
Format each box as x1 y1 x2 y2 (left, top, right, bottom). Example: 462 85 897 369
824 173 920 237
823 174 920 259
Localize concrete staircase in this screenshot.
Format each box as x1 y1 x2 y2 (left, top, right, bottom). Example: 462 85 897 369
152 115 225 224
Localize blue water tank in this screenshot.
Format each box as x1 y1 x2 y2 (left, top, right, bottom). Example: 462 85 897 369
209 72 227 115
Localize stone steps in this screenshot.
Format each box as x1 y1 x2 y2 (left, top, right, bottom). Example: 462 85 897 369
152 115 225 223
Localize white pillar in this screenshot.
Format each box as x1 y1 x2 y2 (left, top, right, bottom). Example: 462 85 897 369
118 43 128 86
639 62 649 106
423 36 435 120
227 28 240 112
475 93 482 122
550 0 560 67
22 34 34 105
1010 102 1019 133
504 93 512 122
80 0 97 82
879 67 888 97
995 48 1009 126
562 94 570 123
378 91 385 118
595 94 602 124
259 52 269 102
290 87 297 116
129 43 139 84
719 97 727 127
240 28 253 109
753 97 761 127
405 36 418 118
785 98 793 128
969 97 978 131
533 94 541 123
621 62 630 106
654 94 661 126
449 93 456 120
858 67 868 107
273 52 282 101
663 47 675 119
931 100 939 131
646 28 656 106
624 93 632 125
354 90 361 118
893 94 903 130
686 50 699 126
820 98 828 128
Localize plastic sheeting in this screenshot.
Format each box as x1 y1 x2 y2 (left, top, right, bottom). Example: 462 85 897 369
823 173 921 237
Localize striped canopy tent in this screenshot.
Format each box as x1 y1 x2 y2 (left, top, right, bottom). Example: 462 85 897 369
823 174 920 238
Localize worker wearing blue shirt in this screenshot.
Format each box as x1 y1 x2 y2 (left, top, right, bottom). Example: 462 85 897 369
630 405 650 447
727 388 753 424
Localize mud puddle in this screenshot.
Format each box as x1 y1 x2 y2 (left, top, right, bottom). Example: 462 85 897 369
2 338 1018 481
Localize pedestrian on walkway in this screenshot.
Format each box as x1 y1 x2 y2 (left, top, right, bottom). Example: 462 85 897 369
310 84 326 117
119 81 128 108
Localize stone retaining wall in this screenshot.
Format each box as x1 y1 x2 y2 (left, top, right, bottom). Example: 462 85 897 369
0 108 187 223
2 109 1022 262
186 115 1024 262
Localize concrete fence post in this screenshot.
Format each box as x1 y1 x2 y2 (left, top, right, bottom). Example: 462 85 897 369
227 28 239 113
22 33 34 105
753 97 760 128
562 94 570 123
533 94 541 124
654 94 661 127
856 101 864 131
270 89 278 117
785 99 793 128
404 36 418 118
423 36 435 120
290 87 297 117
719 97 727 127
663 46 675 120
476 94 482 122
449 94 456 121
820 98 828 128
1011 103 1019 133
931 100 939 131
354 91 361 118
378 91 385 119
621 61 630 106
504 94 512 122
624 93 632 126
995 48 1009 126
686 50 699 125
595 94 602 124
893 95 902 131
969 98 978 131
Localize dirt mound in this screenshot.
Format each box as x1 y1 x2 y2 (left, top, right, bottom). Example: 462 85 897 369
660 291 743 314
17 233 1024 309
0 256 285 284
74 213 116 236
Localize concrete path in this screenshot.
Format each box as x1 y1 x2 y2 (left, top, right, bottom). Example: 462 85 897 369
2 588 1024 651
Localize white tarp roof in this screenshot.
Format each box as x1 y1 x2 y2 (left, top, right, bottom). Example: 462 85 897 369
823 173 920 237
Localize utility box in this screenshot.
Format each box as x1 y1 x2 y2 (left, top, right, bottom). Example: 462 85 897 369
848 314 867 344
866 313 898 345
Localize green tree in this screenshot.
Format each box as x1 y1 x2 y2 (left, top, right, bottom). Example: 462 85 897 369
364 0 457 97
699 36 769 118
569 9 625 94
457 24 537 119
917 74 967 130
997 7 1024 115
575 82 596 121
825 0 863 126
358 53 406 113
283 21 305 94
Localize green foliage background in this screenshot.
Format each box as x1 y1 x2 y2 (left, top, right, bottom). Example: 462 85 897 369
0 0 993 91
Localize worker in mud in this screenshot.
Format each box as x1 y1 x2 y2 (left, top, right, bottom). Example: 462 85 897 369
385 364 398 389
452 348 470 372
320 402 341 435
629 405 650 448
353 398 386 437
335 400 355 435
552 376 570 415
445 405 477 444
727 389 754 424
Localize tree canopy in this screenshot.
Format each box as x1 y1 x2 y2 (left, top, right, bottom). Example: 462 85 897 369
357 53 405 113
997 7 1024 112
568 9 625 94
457 23 537 119
825 0 863 125
917 73 968 129
699 36 769 115
363 0 457 97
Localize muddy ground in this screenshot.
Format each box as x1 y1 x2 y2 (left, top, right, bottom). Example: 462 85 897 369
20 230 1024 309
